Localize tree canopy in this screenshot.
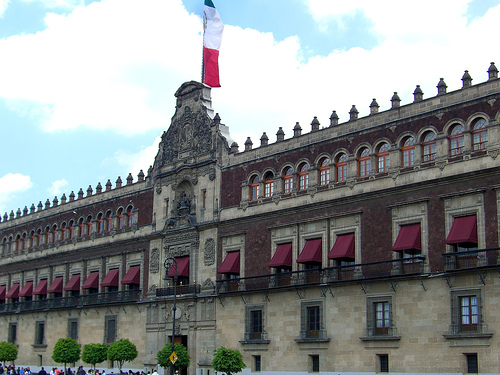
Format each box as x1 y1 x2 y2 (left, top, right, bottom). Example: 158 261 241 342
107 339 138 371
211 347 246 375
82 343 108 370
0 342 18 364
157 343 190 372
52 338 81 374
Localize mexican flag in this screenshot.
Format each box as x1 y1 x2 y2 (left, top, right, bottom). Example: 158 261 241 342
203 0 223 87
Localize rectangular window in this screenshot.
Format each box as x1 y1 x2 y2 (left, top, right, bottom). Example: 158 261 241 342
311 355 319 373
366 296 395 337
379 354 389 373
466 353 478 374
253 355 261 372
35 321 45 345
105 316 117 344
68 319 78 340
245 305 265 341
450 290 482 334
202 190 207 209
307 306 320 338
251 310 263 339
8 323 17 344
299 301 325 340
375 301 391 335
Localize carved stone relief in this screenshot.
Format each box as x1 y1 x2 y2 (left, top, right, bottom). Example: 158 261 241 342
150 248 159 274
204 238 215 266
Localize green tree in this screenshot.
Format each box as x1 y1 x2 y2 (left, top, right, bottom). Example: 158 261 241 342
211 347 246 375
52 338 81 375
82 343 108 371
0 341 18 364
107 339 138 371
157 343 190 373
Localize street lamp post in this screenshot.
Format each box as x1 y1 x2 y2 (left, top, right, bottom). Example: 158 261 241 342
164 257 178 375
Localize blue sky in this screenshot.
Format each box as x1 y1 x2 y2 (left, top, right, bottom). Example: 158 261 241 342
0 0 499 217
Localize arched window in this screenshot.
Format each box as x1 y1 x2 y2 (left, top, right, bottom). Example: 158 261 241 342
61 222 67 241
86 215 93 236
1 238 6 256
249 175 260 201
105 211 112 232
51 224 57 244
78 218 85 238
126 206 133 227
318 158 330 186
36 229 42 247
283 167 294 194
45 226 51 245
377 143 390 172
117 208 124 230
298 163 309 190
336 154 348 182
472 118 488 150
264 172 274 198
422 132 436 162
358 148 371 177
8 236 13 253
29 230 35 249
68 220 74 240
401 137 415 167
97 213 104 234
15 234 21 252
450 124 464 156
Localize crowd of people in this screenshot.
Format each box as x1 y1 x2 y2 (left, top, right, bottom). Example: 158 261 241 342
0 365 162 375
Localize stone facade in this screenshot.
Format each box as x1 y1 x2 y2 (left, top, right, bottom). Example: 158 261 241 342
0 66 500 375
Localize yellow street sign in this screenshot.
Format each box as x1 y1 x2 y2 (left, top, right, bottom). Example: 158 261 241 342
169 351 178 364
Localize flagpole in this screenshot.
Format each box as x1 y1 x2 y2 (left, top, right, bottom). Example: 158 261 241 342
201 5 206 84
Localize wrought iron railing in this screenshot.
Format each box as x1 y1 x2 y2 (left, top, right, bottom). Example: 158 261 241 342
216 256 427 294
442 247 500 271
155 284 201 297
0 290 141 314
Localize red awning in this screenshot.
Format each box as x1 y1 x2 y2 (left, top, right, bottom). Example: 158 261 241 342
446 215 478 245
296 239 322 264
33 279 48 295
82 272 99 289
48 277 63 293
6 284 20 299
101 269 119 287
168 257 190 278
19 281 34 297
64 275 81 291
268 243 292 268
328 234 355 259
217 251 240 274
392 224 421 251
0 286 6 300
122 266 141 284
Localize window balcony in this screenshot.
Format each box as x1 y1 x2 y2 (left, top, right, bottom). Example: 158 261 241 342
0 290 141 315
155 284 201 297
442 247 500 271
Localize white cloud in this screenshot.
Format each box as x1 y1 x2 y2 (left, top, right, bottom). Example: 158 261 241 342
0 173 33 214
48 178 69 197
22 0 84 9
0 0 9 17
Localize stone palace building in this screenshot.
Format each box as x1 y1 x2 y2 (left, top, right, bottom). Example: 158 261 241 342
0 62 500 375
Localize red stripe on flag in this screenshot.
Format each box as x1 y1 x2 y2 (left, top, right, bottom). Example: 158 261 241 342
203 47 221 88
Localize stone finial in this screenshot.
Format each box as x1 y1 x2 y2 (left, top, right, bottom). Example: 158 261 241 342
437 78 447 95
244 137 253 151
86 185 93 196
16 208 21 218
260 132 269 146
0 214 2 223
30 204 36 214
391 92 401 109
9 210 15 220
69 191 75 201
213 113 221 126
96 182 102 194
147 165 153 176
78 188 84 199
369 99 379 115
3 212 8 221
413 85 423 102
126 173 133 185
230 141 239 153
461 70 472 88
61 194 67 204
116 176 123 188
311 117 320 132
488 62 498 80
105 179 112 191
45 199 51 209
37 201 43 211
349 105 359 121
22 206 28 216
329 110 339 126
276 127 285 142
138 170 145 181
293 122 302 137
53 196 59 206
